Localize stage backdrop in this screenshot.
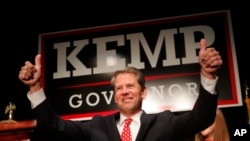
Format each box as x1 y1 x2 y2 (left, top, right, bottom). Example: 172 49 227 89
39 10 242 121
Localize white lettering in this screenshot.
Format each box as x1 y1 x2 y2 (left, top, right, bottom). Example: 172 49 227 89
93 35 126 74
101 91 114 104
53 40 91 79
234 129 247 136
53 25 215 79
86 93 100 106
69 94 83 108
180 25 215 64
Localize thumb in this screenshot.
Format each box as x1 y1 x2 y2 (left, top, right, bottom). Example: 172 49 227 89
35 54 42 67
200 38 207 51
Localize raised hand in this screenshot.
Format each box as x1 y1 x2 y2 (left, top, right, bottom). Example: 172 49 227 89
19 54 42 91
199 39 223 79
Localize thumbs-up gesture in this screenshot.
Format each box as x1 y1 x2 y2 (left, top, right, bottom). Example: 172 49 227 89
19 54 42 92
199 39 223 79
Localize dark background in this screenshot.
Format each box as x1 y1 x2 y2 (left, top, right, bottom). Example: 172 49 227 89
1 3 249 140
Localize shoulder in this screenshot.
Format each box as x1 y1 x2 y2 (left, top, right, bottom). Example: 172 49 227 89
142 110 174 119
91 112 119 122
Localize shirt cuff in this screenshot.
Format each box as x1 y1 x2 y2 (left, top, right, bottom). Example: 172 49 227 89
200 74 218 94
27 88 46 109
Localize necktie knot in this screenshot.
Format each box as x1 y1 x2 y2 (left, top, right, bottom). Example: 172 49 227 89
124 118 132 126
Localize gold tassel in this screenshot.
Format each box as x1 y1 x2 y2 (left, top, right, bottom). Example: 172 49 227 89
245 81 250 124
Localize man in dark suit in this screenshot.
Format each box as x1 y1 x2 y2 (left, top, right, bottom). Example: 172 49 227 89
18 38 223 141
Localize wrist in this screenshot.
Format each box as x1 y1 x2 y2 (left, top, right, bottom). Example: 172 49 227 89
29 82 41 94
201 68 216 80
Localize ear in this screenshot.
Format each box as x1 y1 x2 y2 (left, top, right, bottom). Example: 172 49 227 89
141 87 147 98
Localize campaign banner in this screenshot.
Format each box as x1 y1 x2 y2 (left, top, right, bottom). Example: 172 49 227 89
39 10 242 121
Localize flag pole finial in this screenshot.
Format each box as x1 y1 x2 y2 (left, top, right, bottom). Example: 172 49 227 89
245 80 250 124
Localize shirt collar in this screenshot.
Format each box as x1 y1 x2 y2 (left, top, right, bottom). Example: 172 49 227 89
118 111 143 126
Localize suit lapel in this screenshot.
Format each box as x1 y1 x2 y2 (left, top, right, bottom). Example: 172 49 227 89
105 112 121 141
135 111 153 141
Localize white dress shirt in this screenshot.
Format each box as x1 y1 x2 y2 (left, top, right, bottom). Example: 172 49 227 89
117 111 142 141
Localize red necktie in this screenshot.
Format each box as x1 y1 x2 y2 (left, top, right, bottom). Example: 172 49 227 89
121 118 132 141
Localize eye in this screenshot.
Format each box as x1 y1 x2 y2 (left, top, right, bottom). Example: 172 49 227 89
128 84 135 88
115 87 122 91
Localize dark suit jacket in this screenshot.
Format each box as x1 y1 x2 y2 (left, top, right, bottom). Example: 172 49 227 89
30 85 218 141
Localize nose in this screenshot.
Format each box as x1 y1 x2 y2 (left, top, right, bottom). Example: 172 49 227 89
121 87 129 95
